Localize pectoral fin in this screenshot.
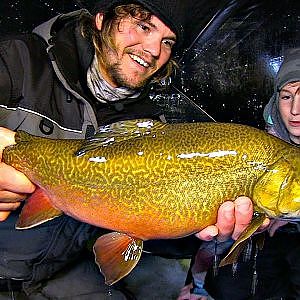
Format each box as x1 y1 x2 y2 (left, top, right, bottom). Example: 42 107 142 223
16 187 62 229
219 213 266 266
93 232 143 285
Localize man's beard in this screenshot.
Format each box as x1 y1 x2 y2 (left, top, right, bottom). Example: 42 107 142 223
106 62 150 89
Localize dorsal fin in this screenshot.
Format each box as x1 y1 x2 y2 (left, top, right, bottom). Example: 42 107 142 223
76 119 166 156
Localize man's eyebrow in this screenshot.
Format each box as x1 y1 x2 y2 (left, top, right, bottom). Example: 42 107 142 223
280 88 291 93
165 35 177 42
146 20 177 41
280 87 300 94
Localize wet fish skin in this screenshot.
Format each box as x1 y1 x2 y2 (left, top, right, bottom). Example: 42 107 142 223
2 123 258 236
3 120 300 284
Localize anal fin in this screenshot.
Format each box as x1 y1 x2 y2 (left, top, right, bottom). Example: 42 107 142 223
16 187 62 229
93 232 143 285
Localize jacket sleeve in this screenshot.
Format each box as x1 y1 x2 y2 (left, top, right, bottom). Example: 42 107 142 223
0 42 14 105
0 38 25 106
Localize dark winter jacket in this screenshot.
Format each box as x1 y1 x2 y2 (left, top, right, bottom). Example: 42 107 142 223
0 9 163 293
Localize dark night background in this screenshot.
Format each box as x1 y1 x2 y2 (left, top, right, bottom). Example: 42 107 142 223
1 0 299 128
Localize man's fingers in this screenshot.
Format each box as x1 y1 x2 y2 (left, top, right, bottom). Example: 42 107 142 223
232 196 253 240
0 202 21 211
0 127 16 157
0 202 21 221
0 191 24 222
195 225 218 241
177 283 206 300
0 211 11 221
0 163 35 193
0 190 27 202
256 217 270 234
268 220 286 237
215 201 235 242
0 127 30 223
177 283 193 300
196 197 260 242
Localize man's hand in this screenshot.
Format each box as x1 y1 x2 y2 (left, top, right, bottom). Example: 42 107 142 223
177 283 206 300
195 196 270 242
0 127 35 221
268 220 288 237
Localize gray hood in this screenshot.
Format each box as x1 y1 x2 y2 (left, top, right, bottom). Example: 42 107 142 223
263 48 300 141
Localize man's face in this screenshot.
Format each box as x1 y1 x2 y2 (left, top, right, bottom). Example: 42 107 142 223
279 81 300 144
97 14 176 89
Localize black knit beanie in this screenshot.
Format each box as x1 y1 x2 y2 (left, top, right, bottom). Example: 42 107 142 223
86 0 187 53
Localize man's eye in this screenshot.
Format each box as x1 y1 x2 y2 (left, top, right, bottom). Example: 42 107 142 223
138 22 150 32
280 95 292 101
163 39 175 48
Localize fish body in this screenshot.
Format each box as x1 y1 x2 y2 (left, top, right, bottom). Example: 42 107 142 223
3 120 300 284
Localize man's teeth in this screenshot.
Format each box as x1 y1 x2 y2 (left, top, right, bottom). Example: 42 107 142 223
130 54 149 67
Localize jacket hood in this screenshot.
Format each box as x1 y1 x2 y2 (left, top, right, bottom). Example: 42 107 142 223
263 48 300 141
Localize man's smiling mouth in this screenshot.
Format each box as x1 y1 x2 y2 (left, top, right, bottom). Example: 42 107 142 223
129 54 150 67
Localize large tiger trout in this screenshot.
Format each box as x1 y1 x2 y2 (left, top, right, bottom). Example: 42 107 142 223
3 119 300 285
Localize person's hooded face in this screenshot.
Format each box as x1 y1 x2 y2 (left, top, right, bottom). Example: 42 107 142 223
278 81 300 144
95 12 176 89
263 48 300 143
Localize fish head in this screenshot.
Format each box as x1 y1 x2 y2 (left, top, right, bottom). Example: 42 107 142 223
277 172 300 220
253 155 300 220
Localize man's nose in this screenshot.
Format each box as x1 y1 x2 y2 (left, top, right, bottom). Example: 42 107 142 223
291 93 300 115
143 36 161 58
